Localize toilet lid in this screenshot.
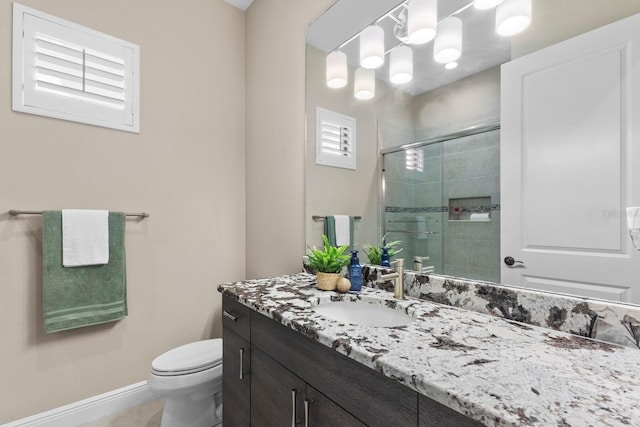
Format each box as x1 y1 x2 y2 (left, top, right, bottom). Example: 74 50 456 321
151 339 223 376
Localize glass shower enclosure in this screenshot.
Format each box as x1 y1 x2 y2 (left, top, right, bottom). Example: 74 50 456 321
382 124 501 283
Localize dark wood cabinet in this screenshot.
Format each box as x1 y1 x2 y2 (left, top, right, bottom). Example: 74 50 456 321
305 385 366 427
251 345 306 426
222 295 482 427
222 298 251 427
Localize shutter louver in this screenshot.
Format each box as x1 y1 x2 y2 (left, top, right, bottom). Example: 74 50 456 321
405 148 424 172
316 107 357 170
34 34 126 109
13 3 139 132
320 120 353 158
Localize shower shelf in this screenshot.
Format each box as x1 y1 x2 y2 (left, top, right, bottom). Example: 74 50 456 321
448 219 491 223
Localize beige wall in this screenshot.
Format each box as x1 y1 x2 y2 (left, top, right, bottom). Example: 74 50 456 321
0 0 245 422
245 0 335 278
412 66 500 135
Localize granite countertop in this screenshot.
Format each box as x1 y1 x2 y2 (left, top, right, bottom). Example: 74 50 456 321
218 273 640 427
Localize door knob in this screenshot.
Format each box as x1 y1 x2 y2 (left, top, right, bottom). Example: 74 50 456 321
504 256 524 267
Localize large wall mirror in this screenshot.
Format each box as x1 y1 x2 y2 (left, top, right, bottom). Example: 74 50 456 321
305 0 640 305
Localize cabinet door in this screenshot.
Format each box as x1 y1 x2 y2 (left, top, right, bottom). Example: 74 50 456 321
305 385 365 427
222 328 250 427
251 345 306 426
418 394 482 427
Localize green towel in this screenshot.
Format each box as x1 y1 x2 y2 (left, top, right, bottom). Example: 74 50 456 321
43 211 127 333
323 216 355 251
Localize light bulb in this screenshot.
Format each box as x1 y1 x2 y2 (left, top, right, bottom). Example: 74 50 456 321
326 51 348 88
389 46 413 85
445 61 458 69
434 17 462 64
496 0 532 36
408 0 437 45
360 25 385 69
354 68 375 100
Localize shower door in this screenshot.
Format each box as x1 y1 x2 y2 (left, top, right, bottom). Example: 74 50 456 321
382 126 501 282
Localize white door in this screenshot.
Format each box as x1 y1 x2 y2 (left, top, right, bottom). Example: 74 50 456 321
501 13 640 304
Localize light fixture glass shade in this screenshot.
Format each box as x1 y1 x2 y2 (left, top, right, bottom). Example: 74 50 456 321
354 68 375 100
434 17 462 64
408 0 437 45
389 46 413 85
360 25 385 69
474 0 504 9
496 0 532 36
445 61 458 69
326 51 348 88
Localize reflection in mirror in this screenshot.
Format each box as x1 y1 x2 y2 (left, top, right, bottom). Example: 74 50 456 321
306 0 640 304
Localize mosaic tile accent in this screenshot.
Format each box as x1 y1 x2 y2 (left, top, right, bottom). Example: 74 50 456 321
219 273 640 426
362 266 640 350
385 204 501 213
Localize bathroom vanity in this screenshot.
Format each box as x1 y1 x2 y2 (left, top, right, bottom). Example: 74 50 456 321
218 273 640 426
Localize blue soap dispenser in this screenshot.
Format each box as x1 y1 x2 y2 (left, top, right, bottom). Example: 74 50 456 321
349 250 362 293
380 247 391 267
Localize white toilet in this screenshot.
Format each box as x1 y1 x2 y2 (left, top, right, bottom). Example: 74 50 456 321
148 339 223 427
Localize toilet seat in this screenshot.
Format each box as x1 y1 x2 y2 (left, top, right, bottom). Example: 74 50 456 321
152 339 222 376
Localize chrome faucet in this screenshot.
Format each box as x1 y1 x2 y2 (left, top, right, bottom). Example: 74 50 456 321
379 258 404 299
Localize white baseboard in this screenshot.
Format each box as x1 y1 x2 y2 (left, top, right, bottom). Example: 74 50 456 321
2 381 159 427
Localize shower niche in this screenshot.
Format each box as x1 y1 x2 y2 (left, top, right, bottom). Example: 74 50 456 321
448 196 492 222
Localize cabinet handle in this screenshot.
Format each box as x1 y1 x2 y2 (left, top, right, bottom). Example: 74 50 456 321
223 310 238 322
291 389 297 427
239 348 245 380
304 399 310 427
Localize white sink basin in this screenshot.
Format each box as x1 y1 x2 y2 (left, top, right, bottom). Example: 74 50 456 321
311 300 414 327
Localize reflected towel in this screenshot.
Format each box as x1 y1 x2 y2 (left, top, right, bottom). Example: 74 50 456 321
324 215 354 249
416 216 427 239
470 213 490 221
62 209 109 267
627 207 640 229
43 211 127 333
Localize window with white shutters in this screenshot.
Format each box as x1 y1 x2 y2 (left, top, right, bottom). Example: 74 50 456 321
12 3 140 133
315 107 356 170
405 148 424 172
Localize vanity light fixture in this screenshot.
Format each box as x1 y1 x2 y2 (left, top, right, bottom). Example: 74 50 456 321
389 45 413 84
326 51 348 88
360 25 385 69
407 0 437 45
473 0 504 10
495 0 532 36
354 68 375 100
434 16 463 63
323 0 533 99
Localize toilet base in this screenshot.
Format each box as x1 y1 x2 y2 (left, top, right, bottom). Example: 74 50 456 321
160 392 222 427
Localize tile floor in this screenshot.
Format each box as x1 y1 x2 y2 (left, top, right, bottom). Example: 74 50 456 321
81 399 163 427
81 399 222 427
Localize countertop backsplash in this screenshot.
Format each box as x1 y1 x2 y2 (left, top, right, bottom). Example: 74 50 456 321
363 265 640 350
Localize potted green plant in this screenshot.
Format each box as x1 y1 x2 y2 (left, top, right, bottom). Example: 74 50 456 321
363 234 403 265
307 235 350 290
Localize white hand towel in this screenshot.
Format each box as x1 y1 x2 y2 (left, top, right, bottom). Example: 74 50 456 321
627 207 640 229
334 215 351 247
62 209 109 267
470 213 490 221
416 216 427 240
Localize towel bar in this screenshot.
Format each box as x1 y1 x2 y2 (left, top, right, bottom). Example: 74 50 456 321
312 215 362 221
9 209 150 219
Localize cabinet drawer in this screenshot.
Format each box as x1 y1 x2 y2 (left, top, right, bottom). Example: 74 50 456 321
252 311 417 426
222 295 251 341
